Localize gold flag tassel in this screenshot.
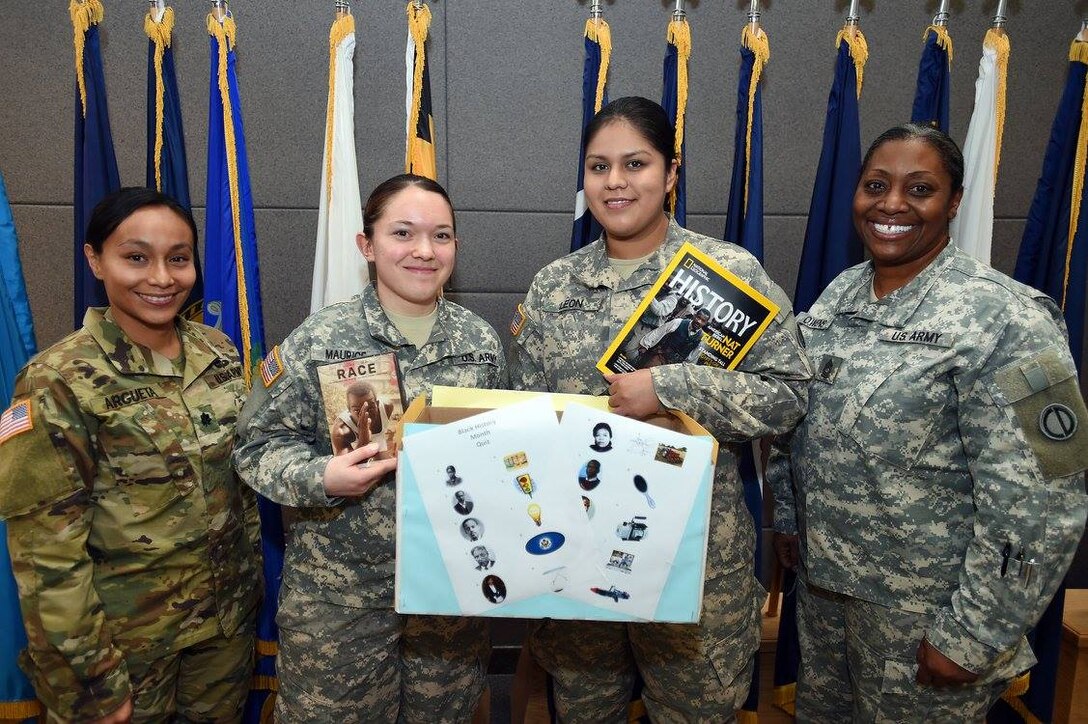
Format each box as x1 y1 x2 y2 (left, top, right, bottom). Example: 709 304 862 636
145 6 176 193
325 12 355 205
585 17 612 114
740 24 770 212
836 25 869 99
666 17 691 217
70 0 105 118
207 9 255 386
1064 36 1088 311
998 672 1038 724
921 23 954 63
406 2 436 179
986 27 1010 188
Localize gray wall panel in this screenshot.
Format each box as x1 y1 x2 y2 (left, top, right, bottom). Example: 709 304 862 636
452 211 571 292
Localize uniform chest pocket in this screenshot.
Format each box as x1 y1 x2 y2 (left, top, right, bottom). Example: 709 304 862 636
540 299 605 347
97 403 196 507
433 353 502 389
837 349 955 471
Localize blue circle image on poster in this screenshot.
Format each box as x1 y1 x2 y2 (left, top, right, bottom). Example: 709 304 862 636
525 531 565 555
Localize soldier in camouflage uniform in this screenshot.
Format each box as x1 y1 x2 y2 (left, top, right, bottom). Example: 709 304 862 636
0 189 260 722
510 97 810 723
769 124 1088 722
233 175 507 723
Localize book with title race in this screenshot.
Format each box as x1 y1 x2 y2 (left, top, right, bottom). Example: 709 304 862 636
317 352 406 455
597 242 780 375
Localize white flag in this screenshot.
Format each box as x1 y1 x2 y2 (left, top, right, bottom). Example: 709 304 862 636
952 29 1009 264
311 15 367 313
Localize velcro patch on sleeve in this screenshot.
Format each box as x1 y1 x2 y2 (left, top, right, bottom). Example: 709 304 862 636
260 346 285 388
994 347 1088 479
509 304 527 337
0 400 33 444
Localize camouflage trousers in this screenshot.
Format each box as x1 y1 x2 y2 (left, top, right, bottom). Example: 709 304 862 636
274 586 488 723
60 618 256 724
795 580 1013 723
529 568 762 723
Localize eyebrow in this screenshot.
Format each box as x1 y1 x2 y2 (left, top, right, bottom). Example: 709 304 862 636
117 238 193 252
586 150 652 160
390 219 454 230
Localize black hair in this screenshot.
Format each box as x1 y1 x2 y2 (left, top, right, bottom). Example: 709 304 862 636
362 174 456 238
583 96 676 165
592 422 612 437
85 187 197 253
862 123 965 192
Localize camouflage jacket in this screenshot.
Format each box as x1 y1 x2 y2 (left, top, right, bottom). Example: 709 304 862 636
233 284 508 609
767 243 1088 675
509 219 811 582
0 307 261 720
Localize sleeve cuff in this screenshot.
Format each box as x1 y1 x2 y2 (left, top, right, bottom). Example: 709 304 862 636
927 610 1002 674
40 658 131 721
302 457 340 507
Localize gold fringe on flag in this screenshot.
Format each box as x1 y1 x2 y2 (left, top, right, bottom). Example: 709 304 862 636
1065 38 1088 310
207 10 256 386
0 699 43 720
70 0 105 118
405 2 436 179
985 28 1010 188
585 17 612 114
836 25 869 98
667 18 691 217
921 24 954 63
999 672 1042 724
736 709 759 724
145 6 175 193
325 13 355 206
772 681 797 715
740 24 770 212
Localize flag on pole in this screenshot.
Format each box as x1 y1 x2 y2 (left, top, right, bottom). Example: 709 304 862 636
71 0 120 328
988 38 1088 724
0 171 41 721
661 15 691 226
203 11 284 723
774 27 868 716
724 23 770 723
145 4 202 322
911 24 953 133
569 16 611 252
405 2 437 180
792 28 867 315
951 28 1010 263
311 11 367 313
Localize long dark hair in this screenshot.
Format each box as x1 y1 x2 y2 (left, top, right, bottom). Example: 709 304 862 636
85 187 197 252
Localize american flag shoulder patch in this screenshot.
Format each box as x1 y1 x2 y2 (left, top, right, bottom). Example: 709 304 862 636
260 346 285 388
510 304 527 337
0 400 33 444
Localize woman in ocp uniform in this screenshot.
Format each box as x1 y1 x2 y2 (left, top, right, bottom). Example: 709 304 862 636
0 188 261 722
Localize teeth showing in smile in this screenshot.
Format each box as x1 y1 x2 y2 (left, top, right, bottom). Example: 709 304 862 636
137 293 175 304
873 223 913 235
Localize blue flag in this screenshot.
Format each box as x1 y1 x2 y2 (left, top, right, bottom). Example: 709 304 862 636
793 32 866 314
911 25 953 133
661 18 690 227
988 43 1088 724
146 7 202 323
724 25 770 721
71 0 120 328
203 12 284 722
570 18 610 252
0 172 40 720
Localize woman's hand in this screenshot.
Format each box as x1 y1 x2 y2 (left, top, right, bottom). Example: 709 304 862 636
323 442 397 498
773 532 800 571
90 697 133 724
603 370 664 419
915 638 978 686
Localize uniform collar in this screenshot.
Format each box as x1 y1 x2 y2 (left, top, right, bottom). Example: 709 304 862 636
359 283 451 349
834 242 958 327
571 216 683 291
84 307 222 381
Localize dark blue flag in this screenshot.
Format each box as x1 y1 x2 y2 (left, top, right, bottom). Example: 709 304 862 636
0 170 40 720
911 25 953 133
989 41 1088 724
724 25 770 721
203 11 284 722
661 18 690 227
145 6 202 323
793 31 867 314
570 18 610 251
72 0 120 328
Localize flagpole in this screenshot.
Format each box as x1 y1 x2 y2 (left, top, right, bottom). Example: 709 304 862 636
672 0 684 20
747 0 760 34
211 0 226 22
335 0 350 17
933 0 950 27
991 0 1007 30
